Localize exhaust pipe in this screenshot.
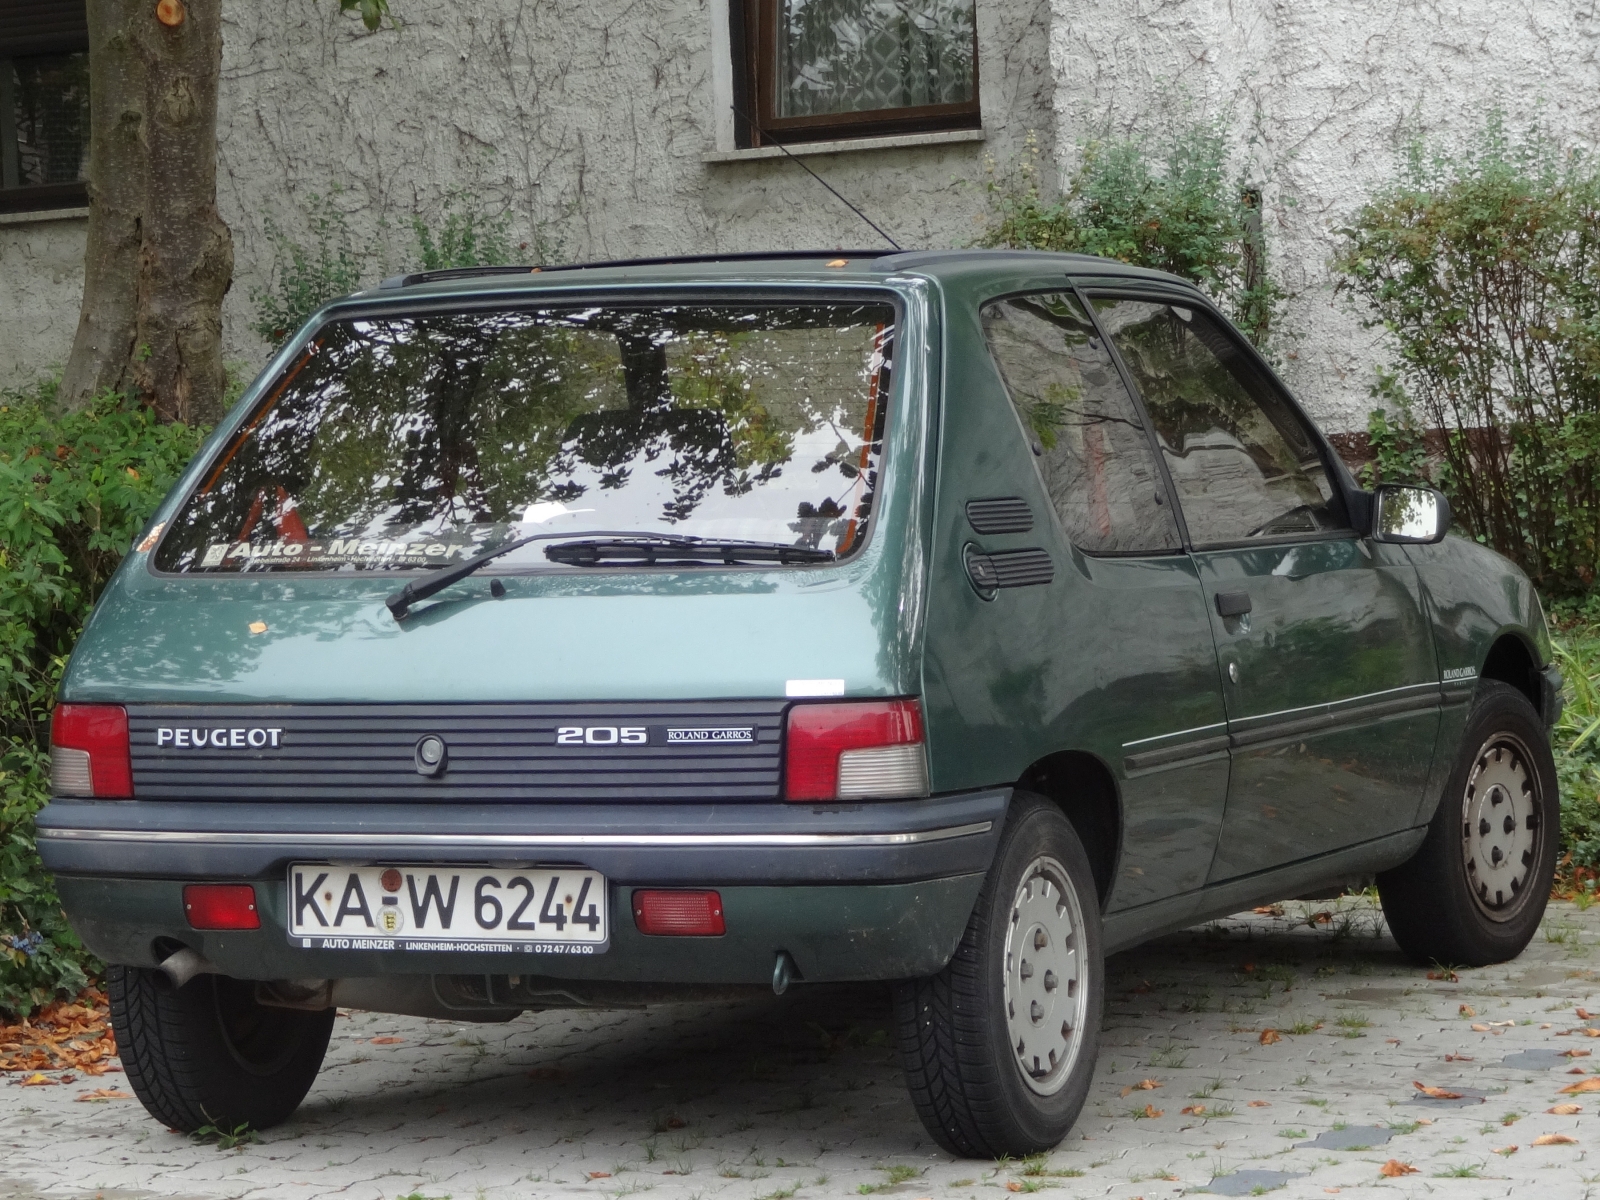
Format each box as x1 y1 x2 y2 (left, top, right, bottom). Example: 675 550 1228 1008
158 947 217 988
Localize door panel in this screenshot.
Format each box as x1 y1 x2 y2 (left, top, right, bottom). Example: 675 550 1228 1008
1196 538 1440 880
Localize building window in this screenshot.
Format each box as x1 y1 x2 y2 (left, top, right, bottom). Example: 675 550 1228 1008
734 0 979 147
0 1 90 213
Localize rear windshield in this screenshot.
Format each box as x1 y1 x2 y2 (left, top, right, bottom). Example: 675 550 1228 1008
154 301 896 574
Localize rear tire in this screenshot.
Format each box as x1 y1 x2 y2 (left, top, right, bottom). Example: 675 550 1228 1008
892 794 1103 1158
109 965 335 1133
1378 680 1559 968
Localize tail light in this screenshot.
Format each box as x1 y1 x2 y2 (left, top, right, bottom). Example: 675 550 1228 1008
784 699 928 801
633 890 725 936
184 884 261 930
50 704 133 798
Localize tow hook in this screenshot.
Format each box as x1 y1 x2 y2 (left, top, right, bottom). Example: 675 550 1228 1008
772 950 798 996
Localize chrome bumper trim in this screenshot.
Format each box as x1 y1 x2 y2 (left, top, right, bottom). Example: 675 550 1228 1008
36 820 993 850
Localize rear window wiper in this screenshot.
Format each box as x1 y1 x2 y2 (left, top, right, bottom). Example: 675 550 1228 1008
386 531 832 620
544 536 835 568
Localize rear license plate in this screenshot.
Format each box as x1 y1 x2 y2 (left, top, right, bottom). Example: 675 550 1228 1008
287 865 608 955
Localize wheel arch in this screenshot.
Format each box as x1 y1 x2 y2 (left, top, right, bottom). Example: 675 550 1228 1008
1479 631 1542 714
1014 750 1121 908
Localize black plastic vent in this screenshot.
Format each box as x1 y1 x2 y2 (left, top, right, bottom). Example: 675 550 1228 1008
965 497 1034 535
967 547 1054 593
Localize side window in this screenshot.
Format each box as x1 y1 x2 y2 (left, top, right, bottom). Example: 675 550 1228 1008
1092 298 1350 546
980 292 1181 555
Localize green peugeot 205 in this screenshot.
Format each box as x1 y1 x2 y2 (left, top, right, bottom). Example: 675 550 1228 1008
37 249 1562 1157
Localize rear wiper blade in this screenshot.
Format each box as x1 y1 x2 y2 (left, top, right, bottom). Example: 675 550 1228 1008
385 531 832 619
544 536 835 568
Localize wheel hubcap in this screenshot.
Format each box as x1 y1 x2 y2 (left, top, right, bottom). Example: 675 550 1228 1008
1003 855 1086 1095
1460 733 1542 922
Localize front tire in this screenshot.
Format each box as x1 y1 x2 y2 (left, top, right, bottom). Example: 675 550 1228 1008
1378 680 1559 967
109 965 335 1133
892 794 1103 1158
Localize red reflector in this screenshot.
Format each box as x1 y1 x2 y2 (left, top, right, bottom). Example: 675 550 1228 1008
51 704 133 798
184 884 261 930
784 699 923 801
632 890 725 936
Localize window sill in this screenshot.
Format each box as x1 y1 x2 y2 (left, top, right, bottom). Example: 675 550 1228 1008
703 127 985 164
0 205 89 226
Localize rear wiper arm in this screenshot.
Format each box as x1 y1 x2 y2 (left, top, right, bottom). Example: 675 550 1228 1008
544 536 835 568
385 531 833 619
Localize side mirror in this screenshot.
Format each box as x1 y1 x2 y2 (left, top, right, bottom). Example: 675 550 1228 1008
1371 484 1450 544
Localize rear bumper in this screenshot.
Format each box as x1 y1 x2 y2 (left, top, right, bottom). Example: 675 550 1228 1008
36 790 1007 884
38 791 1007 984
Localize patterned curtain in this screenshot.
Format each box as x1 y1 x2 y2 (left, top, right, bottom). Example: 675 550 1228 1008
775 0 975 118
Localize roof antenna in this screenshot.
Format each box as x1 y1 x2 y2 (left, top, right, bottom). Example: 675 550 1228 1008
729 103 902 251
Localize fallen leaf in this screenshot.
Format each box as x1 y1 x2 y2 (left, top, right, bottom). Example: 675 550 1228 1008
1561 1077 1600 1093
1570 1067 1588 1075
1141 1104 1163 1118
1548 1104 1583 1114
370 1037 404 1045
587 1172 612 1180
1417 1118 1433 1125
1579 1008 1593 1020
1493 1145 1518 1156
1386 1037 1402 1045
74 1088 130 1102
1181 1104 1206 1115
1564 1049 1592 1058
1259 1029 1282 1045
1005 1184 1023 1194
1444 1054 1474 1062
1471 1023 1490 1032
1489 1020 1515 1027
1248 1100 1271 1108
1413 1081 1464 1099
1135 1078 1162 1090
1252 905 1281 916
1427 969 1459 982
1583 1027 1600 1038
1543 1023 1554 1029
1379 1160 1418 1177
18 1073 56 1086
1308 910 1333 924
1532 1133 1578 1145
1324 1190 1341 1195
1459 1004 1477 1017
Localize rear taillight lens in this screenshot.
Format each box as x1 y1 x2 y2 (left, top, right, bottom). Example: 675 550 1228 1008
184 884 261 930
784 699 928 801
50 704 133 798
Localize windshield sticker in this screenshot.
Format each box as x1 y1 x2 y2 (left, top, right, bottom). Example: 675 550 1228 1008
198 538 480 570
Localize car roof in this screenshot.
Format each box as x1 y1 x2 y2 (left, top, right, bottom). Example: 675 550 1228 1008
354 249 1199 304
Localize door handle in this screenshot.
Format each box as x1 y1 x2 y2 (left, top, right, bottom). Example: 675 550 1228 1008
1215 591 1253 618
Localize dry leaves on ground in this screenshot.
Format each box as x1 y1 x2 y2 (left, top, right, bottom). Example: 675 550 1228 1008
1493 1145 1518 1156
1413 1081 1464 1099
587 1172 612 1180
1532 1134 1578 1146
0 988 118 1078
1248 1100 1271 1108
1459 1004 1477 1017
1560 1077 1600 1094
1259 1029 1282 1045
75 1088 131 1102
1470 1023 1490 1032
1579 1008 1593 1020
1121 1079 1162 1096
1444 1054 1474 1062
1379 1160 1418 1177
1181 1105 1206 1115
1565 1049 1592 1058
1548 1104 1583 1114
369 1037 404 1045
1139 1104 1163 1118
1427 969 1460 982
1252 905 1284 916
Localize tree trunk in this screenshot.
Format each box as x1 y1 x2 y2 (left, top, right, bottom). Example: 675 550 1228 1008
58 0 233 425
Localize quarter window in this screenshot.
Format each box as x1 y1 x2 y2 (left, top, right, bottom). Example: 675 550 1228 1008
734 0 979 146
980 292 1181 555
1092 298 1349 547
0 1 90 213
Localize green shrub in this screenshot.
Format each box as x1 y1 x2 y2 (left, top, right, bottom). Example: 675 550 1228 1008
251 198 370 349
0 378 208 1015
1335 114 1600 597
1552 602 1600 878
413 196 514 273
979 124 1285 348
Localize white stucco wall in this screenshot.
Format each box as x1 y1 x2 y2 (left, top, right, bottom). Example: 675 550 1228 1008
0 210 88 392
1 0 1051 396
1051 0 1600 432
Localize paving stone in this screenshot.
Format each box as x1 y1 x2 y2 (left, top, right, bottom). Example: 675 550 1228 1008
1205 1168 1302 1195
1295 1123 1393 1149
5 895 1600 1199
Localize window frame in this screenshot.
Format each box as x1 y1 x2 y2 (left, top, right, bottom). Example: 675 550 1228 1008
978 284 1186 559
1076 284 1360 553
733 0 981 148
0 0 91 214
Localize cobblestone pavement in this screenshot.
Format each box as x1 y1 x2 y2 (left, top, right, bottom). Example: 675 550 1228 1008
7 895 1600 1200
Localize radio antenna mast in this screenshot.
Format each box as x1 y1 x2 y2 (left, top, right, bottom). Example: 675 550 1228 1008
729 103 902 251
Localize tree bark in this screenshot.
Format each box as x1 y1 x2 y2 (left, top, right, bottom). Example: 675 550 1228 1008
59 0 233 425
